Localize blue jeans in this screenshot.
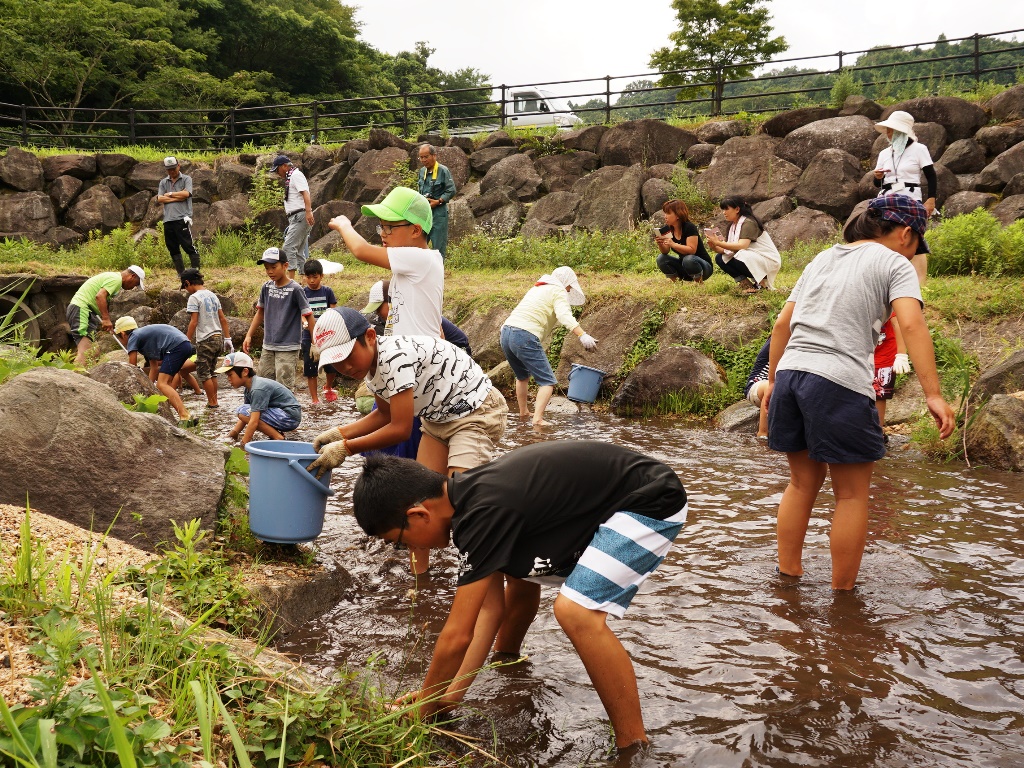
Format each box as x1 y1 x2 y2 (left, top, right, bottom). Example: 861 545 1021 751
236 404 301 433
657 253 712 281
500 325 557 386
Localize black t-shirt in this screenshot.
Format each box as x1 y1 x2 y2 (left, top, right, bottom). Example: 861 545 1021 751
659 221 711 264
448 441 687 586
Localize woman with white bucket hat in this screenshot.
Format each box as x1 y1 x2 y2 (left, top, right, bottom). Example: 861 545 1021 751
500 266 597 426
872 110 937 217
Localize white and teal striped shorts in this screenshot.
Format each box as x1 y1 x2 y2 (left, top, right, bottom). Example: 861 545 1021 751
558 505 688 618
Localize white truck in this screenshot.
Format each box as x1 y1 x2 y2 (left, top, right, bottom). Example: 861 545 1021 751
505 88 582 129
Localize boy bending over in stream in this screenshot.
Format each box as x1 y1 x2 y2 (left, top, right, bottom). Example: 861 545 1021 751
351 440 688 752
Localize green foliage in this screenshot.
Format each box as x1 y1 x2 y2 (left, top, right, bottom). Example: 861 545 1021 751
246 168 284 217
909 328 980 461
926 209 1024 277
687 332 771 415
650 0 788 98
448 230 661 273
619 304 671 378
0 282 81 382
670 166 717 222
123 394 168 414
830 68 862 107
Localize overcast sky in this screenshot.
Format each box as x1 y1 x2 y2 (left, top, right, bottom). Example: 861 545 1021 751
352 1 1024 98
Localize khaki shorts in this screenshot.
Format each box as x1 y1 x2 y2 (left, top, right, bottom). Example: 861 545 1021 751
258 349 299 389
421 388 508 469
194 334 223 382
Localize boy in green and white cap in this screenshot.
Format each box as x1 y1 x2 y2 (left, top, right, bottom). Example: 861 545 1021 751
328 186 443 340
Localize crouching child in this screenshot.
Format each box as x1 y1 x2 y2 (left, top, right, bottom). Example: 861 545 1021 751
217 351 301 445
351 440 688 750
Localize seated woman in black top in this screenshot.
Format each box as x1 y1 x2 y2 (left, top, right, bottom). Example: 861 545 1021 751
654 199 713 284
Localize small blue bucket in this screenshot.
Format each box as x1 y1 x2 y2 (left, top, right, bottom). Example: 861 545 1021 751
566 364 607 404
244 441 335 544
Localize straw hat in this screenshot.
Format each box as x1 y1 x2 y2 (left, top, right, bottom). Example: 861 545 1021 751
875 111 917 141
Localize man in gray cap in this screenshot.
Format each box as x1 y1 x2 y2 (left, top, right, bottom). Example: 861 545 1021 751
157 156 200 275
271 155 314 278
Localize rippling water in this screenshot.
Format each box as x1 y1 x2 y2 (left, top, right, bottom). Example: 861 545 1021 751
197 387 1024 767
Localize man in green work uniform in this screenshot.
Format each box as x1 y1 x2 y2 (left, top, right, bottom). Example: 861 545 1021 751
416 144 457 258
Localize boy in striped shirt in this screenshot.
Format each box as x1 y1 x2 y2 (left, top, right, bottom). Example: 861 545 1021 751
351 440 688 751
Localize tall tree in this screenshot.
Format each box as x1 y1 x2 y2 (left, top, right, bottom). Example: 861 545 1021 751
649 0 787 108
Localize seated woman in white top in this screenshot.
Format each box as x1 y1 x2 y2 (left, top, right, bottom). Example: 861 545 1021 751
705 195 782 295
500 266 598 426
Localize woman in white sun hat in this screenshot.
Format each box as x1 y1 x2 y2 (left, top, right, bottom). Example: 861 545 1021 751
501 266 597 426
873 110 937 217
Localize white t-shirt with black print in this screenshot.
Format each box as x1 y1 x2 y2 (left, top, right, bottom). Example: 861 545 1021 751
365 335 492 423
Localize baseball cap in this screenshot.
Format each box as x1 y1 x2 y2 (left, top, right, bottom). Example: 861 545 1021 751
214 351 255 374
257 247 285 265
113 316 138 334
361 280 387 314
163 156 178 168
127 264 145 289
270 155 292 170
179 268 203 288
314 307 371 369
867 194 930 254
361 187 433 234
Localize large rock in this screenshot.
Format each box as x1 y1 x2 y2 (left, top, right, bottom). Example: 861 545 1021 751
188 168 219 204
47 175 84 213
88 362 175 423
933 163 960 208
95 153 137 178
573 164 646 232
309 200 359 243
752 195 794 224
435 146 470 189
215 162 254 198
985 84 1024 123
553 125 608 154
942 191 998 218
974 124 1024 158
0 147 44 191
468 185 518 218
125 161 167 193
477 201 526 237
41 154 97 181
300 144 334 178
41 226 84 249
253 207 287 237
308 162 350 209
369 128 412 151
880 97 987 141
794 149 863 219
938 139 987 174
991 194 1024 225
457 304 509 370
0 368 227 551
776 115 877 168
101 175 126 198
0 191 58 237
839 96 883 119
610 346 725 417
762 107 840 138
476 130 515 150
340 147 410 204
972 350 1024 401
964 394 1024 472
1004 173 1024 198
684 143 716 168
479 153 544 202
469 146 518 175
555 300 648 389
521 191 581 239
975 143 1024 193
696 119 748 144
696 135 802 203
713 400 760 433
641 177 676 218
534 152 599 193
656 306 766 351
65 184 125 235
764 206 840 252
206 194 251 234
446 198 478 244
597 119 698 167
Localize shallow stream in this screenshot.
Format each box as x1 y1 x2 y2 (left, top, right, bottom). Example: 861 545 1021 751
195 386 1024 767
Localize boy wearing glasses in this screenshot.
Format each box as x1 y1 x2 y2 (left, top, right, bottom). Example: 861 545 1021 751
327 186 443 339
350 442 688 752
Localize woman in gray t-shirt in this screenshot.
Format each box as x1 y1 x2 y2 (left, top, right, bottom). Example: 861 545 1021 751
764 194 955 591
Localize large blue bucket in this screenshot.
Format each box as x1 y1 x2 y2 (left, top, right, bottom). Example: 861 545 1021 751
566 364 607 404
244 441 335 543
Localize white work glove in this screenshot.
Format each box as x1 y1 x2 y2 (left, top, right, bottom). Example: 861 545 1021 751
579 333 598 351
183 216 193 226
308 440 350 480
310 343 321 362
223 338 234 354
313 426 345 452
893 353 912 375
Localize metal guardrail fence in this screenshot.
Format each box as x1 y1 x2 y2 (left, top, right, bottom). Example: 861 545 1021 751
0 29 1021 151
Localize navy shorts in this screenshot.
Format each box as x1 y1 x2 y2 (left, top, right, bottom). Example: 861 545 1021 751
301 337 335 379
768 369 885 464
159 340 196 376
500 325 557 387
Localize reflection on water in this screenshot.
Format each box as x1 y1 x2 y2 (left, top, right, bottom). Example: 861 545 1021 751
195 387 1024 767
